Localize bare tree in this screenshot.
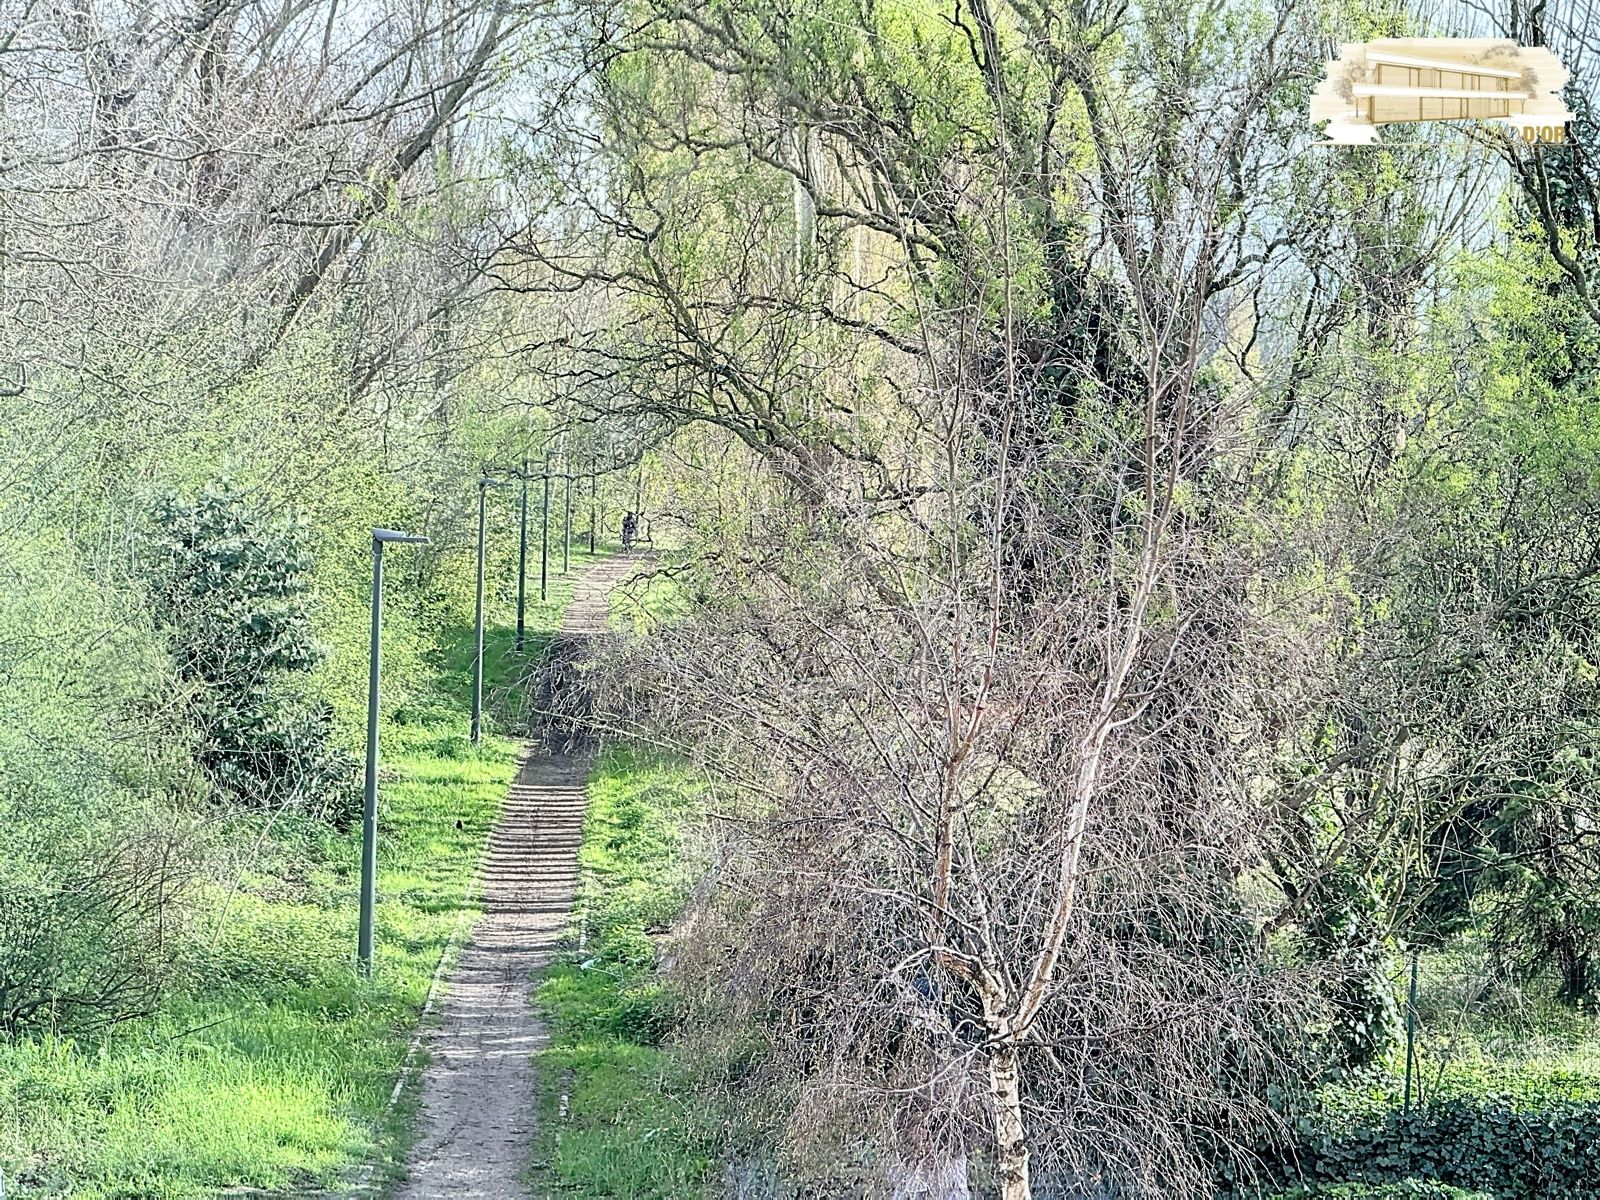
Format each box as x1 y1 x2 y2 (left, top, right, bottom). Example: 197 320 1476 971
0 0 533 520
514 0 1385 1191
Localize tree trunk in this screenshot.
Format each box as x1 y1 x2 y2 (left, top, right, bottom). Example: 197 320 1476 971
1557 934 1592 1004
988 1042 1031 1200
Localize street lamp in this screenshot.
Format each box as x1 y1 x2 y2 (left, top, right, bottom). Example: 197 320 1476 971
562 464 572 574
540 455 551 602
472 476 507 745
589 461 598 555
515 458 529 653
360 527 430 978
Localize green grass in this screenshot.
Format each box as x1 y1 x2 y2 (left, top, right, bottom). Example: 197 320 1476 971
434 544 615 733
0 556 616 1199
0 724 515 1198
1340 949 1600 1113
528 743 716 1197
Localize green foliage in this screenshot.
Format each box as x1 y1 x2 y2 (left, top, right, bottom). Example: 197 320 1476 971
1271 224 1600 1026
530 743 714 1196
1273 1183 1493 1199
1267 1067 1600 1198
1303 873 1404 1068
143 481 357 819
0 528 190 1035
1399 244 1600 1002
0 714 520 1198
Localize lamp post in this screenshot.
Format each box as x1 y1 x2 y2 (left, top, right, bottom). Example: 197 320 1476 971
472 476 505 745
562 465 572 574
360 527 430 977
1403 947 1420 1113
540 456 551 601
515 458 529 653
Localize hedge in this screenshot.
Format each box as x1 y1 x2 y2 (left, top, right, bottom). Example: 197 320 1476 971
1271 1184 1493 1199
1271 1184 1493 1200
1255 1069 1600 1199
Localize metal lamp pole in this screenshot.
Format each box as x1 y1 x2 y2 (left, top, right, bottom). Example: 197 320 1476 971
589 464 597 555
1403 947 1420 1113
539 455 551 601
360 528 430 977
515 459 529 653
471 476 505 745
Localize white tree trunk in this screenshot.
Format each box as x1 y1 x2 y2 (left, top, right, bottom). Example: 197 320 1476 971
988 1042 1031 1200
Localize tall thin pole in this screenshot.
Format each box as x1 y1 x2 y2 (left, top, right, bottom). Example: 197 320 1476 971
356 529 426 976
540 456 551 601
471 481 488 744
1403 948 1420 1113
358 538 384 977
562 468 572 573
589 466 597 554
515 460 529 652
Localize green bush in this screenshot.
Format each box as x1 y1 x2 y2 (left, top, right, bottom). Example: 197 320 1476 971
143 481 357 819
0 793 193 1034
1273 1183 1494 1199
0 531 194 1034
1266 1069 1600 1198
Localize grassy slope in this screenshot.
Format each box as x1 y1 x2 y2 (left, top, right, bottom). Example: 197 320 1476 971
0 550 608 1199
1310 951 1600 1116
529 743 715 1197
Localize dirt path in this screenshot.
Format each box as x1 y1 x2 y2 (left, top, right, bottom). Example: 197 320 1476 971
393 553 643 1199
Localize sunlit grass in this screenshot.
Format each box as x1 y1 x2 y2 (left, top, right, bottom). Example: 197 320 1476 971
0 719 518 1199
0 560 618 1197
528 743 715 1197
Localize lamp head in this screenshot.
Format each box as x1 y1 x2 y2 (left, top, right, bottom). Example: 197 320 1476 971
373 529 430 545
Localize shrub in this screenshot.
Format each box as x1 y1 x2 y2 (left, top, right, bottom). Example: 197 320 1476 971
1264 1069 1600 1198
0 797 193 1034
143 481 357 819
0 532 195 1033
1273 1183 1494 1199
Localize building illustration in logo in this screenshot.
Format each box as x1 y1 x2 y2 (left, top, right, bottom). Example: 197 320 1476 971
1312 39 1573 145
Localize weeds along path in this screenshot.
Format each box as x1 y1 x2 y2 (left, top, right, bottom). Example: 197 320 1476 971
393 552 645 1199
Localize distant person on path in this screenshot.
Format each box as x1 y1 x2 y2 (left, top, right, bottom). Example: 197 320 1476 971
621 510 637 551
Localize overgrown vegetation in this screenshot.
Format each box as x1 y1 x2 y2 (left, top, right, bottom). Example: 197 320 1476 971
0 530 188 1037
530 743 713 1197
0 506 607 1193
0 707 517 1196
10 0 1600 1194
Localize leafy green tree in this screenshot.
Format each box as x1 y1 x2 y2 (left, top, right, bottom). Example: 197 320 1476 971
143 482 356 820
